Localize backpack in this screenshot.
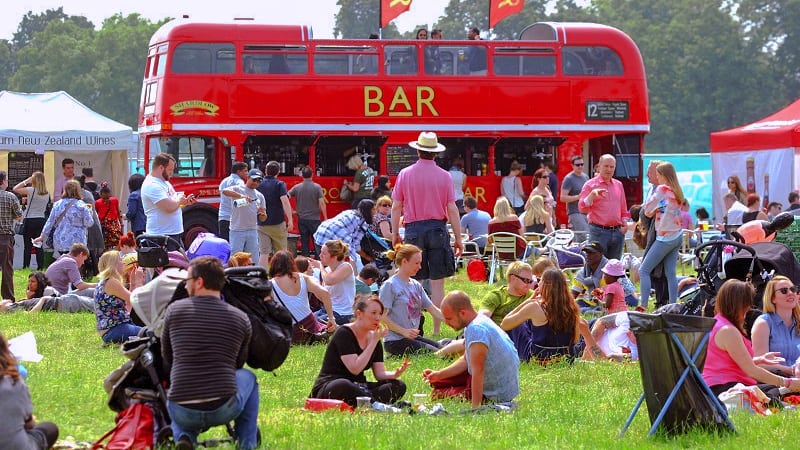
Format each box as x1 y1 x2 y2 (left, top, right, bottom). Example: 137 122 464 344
467 258 487 282
92 403 154 450
222 266 293 372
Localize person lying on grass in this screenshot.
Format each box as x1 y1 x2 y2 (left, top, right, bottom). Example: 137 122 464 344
311 295 409 407
0 272 94 313
422 291 520 408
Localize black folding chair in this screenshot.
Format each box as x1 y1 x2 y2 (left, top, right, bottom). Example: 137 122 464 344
619 313 735 437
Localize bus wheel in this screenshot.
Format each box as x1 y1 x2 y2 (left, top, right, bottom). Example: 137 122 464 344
182 210 218 248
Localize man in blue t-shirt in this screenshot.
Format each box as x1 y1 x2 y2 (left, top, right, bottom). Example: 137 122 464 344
460 196 490 253
422 291 519 408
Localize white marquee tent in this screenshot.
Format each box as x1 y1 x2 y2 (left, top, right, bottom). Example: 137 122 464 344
0 90 133 204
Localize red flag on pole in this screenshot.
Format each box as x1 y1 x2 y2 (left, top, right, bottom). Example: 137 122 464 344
489 0 525 28
381 0 413 28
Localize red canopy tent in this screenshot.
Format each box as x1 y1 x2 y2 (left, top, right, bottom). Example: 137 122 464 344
709 99 800 220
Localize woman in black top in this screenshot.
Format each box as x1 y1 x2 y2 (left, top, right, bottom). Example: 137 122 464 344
311 295 409 407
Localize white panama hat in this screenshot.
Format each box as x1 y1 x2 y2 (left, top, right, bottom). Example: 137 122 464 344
408 131 446 152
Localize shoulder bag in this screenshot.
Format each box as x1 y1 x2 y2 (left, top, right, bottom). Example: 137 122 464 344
14 188 32 235
45 199 75 249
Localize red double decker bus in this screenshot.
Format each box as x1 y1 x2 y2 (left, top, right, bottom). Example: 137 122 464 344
138 19 648 243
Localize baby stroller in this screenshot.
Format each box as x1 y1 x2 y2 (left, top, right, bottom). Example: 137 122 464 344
360 228 394 284
681 238 800 336
104 259 279 446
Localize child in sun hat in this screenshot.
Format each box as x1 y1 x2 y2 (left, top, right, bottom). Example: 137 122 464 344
597 259 627 314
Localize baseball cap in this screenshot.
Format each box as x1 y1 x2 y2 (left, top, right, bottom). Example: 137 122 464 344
582 241 604 254
248 169 264 180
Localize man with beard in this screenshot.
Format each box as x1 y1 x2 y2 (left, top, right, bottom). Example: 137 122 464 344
141 153 197 250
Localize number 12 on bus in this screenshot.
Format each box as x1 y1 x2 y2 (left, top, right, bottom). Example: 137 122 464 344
138 19 648 241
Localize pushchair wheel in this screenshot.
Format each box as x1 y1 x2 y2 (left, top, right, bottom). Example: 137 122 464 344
156 426 172 445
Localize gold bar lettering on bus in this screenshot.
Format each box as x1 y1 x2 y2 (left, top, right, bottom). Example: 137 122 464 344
364 86 439 118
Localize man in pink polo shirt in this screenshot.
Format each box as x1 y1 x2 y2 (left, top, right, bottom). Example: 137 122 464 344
578 154 628 259
391 132 463 335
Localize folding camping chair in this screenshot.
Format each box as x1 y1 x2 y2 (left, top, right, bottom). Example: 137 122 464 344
619 313 734 437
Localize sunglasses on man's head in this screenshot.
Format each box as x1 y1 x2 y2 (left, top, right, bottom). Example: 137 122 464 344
776 286 800 294
511 273 534 284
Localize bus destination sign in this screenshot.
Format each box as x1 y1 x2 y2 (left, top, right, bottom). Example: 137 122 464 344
585 101 629 121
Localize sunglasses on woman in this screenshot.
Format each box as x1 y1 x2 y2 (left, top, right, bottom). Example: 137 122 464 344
776 286 800 295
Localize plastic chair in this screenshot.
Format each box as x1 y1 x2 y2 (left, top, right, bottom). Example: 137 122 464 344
620 313 734 437
456 240 483 271
486 232 528 284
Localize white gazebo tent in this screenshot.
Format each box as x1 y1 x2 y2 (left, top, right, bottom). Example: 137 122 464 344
0 90 133 202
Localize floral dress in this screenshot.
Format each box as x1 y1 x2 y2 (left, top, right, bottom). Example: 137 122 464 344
94 279 132 332
40 198 94 253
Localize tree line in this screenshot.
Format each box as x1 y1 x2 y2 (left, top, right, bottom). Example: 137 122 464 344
1 1 797 153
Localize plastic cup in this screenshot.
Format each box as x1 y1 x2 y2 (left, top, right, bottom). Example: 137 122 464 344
700 221 709 231
413 393 427 406
356 396 371 410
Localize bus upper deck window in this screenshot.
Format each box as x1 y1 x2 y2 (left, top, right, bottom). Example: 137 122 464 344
385 46 417 75
563 46 623 76
172 43 234 74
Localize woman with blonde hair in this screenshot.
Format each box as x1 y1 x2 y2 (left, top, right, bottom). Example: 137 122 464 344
639 162 685 307
318 239 356 325
94 250 141 344
0 331 59 449
380 243 445 356
488 197 526 258
751 276 800 375
372 195 393 239
522 194 554 235
500 268 585 362
13 171 51 269
34 180 93 255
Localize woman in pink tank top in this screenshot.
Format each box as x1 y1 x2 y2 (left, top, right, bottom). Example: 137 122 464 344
702 280 800 402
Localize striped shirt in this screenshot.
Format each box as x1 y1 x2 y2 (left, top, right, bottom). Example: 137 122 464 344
0 191 22 235
161 295 251 403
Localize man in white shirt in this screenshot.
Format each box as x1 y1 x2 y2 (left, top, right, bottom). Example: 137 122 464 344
223 169 267 263
141 153 197 250
218 162 248 241
723 192 748 225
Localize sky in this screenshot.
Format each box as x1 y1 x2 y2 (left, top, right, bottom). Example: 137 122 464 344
2 0 450 41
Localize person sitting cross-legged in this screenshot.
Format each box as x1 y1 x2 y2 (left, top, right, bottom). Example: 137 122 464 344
310 295 409 407
422 291 520 408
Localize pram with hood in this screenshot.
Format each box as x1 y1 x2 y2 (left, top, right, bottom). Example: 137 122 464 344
360 227 394 284
679 237 800 335
103 237 290 446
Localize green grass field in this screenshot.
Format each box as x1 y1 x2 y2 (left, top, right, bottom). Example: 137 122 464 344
1 268 797 449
